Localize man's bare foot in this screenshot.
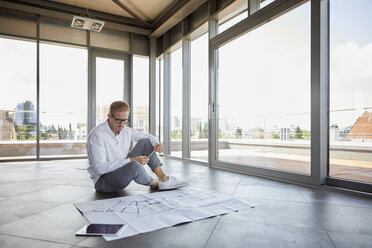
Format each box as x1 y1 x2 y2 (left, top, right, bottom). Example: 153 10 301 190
154 166 169 182
159 175 169 182
150 181 159 189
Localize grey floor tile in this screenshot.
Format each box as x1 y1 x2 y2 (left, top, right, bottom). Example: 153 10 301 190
301 189 372 208
310 203 372 235
0 199 62 226
164 171 200 182
191 173 243 185
0 204 88 245
206 219 334 248
240 175 307 189
0 171 85 185
187 180 239 195
327 230 372 248
0 158 370 248
12 185 96 203
222 199 323 229
72 188 149 204
0 234 71 248
234 184 307 202
76 217 220 248
0 182 56 198
68 179 95 188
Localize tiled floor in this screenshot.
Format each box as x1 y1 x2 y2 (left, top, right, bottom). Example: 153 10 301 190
0 158 372 248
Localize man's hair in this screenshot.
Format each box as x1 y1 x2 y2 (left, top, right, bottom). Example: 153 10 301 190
110 101 130 115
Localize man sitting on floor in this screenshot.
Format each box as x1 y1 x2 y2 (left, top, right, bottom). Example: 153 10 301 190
86 100 186 192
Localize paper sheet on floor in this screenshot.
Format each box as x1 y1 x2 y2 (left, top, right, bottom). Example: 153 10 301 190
74 187 252 241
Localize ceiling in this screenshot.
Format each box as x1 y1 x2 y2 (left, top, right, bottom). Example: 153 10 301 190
48 0 175 25
8 0 208 37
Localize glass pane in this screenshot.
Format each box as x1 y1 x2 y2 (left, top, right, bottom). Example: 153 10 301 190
96 57 124 125
219 11 248 33
159 59 164 143
329 0 372 183
170 48 182 157
260 0 276 9
216 3 311 174
190 33 209 162
40 43 87 158
0 37 36 160
133 56 149 133
156 58 163 140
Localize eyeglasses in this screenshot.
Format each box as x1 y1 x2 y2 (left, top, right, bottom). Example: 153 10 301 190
110 114 130 125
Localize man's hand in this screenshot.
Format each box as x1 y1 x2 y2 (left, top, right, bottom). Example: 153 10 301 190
154 143 164 153
130 156 149 165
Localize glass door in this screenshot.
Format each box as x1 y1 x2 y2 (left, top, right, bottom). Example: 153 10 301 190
89 50 131 131
210 2 313 184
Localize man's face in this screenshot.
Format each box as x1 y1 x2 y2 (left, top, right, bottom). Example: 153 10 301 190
108 111 129 133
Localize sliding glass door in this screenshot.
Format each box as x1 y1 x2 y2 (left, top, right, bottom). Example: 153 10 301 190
212 2 311 175
329 0 372 184
90 50 131 131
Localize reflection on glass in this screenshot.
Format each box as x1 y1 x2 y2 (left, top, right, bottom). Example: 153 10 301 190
219 11 248 33
156 58 164 141
40 43 87 157
160 59 164 143
170 48 182 157
190 33 208 162
329 0 372 183
156 59 160 139
0 37 36 159
96 57 124 125
217 3 311 174
133 56 149 133
260 0 276 9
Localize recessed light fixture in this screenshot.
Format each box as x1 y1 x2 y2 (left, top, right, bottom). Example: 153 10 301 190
71 16 105 32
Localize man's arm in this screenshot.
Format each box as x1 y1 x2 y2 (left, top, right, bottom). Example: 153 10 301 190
87 133 129 176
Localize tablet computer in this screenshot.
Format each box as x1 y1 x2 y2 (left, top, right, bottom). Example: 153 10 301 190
75 223 127 236
148 149 156 157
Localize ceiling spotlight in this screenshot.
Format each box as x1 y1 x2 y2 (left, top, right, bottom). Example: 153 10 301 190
71 16 105 32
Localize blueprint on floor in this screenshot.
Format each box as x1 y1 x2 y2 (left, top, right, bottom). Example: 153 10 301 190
74 187 252 241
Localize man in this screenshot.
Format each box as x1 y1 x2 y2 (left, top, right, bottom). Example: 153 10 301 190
86 101 186 192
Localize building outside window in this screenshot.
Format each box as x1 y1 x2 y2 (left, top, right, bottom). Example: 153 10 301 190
329 0 372 184
216 2 311 174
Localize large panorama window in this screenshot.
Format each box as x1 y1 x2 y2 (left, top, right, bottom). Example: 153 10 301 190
190 33 209 162
133 56 149 133
170 47 182 157
329 0 372 184
40 43 87 158
95 57 124 125
156 58 164 141
216 2 311 174
0 37 36 160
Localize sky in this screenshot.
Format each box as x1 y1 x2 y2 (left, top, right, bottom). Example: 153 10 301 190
0 40 149 129
1 0 372 132
329 0 372 128
218 2 311 130
168 0 372 131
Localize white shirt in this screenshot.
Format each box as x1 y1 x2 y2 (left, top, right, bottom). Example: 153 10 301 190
86 120 159 184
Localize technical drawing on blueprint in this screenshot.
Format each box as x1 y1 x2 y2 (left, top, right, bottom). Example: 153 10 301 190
74 188 253 241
